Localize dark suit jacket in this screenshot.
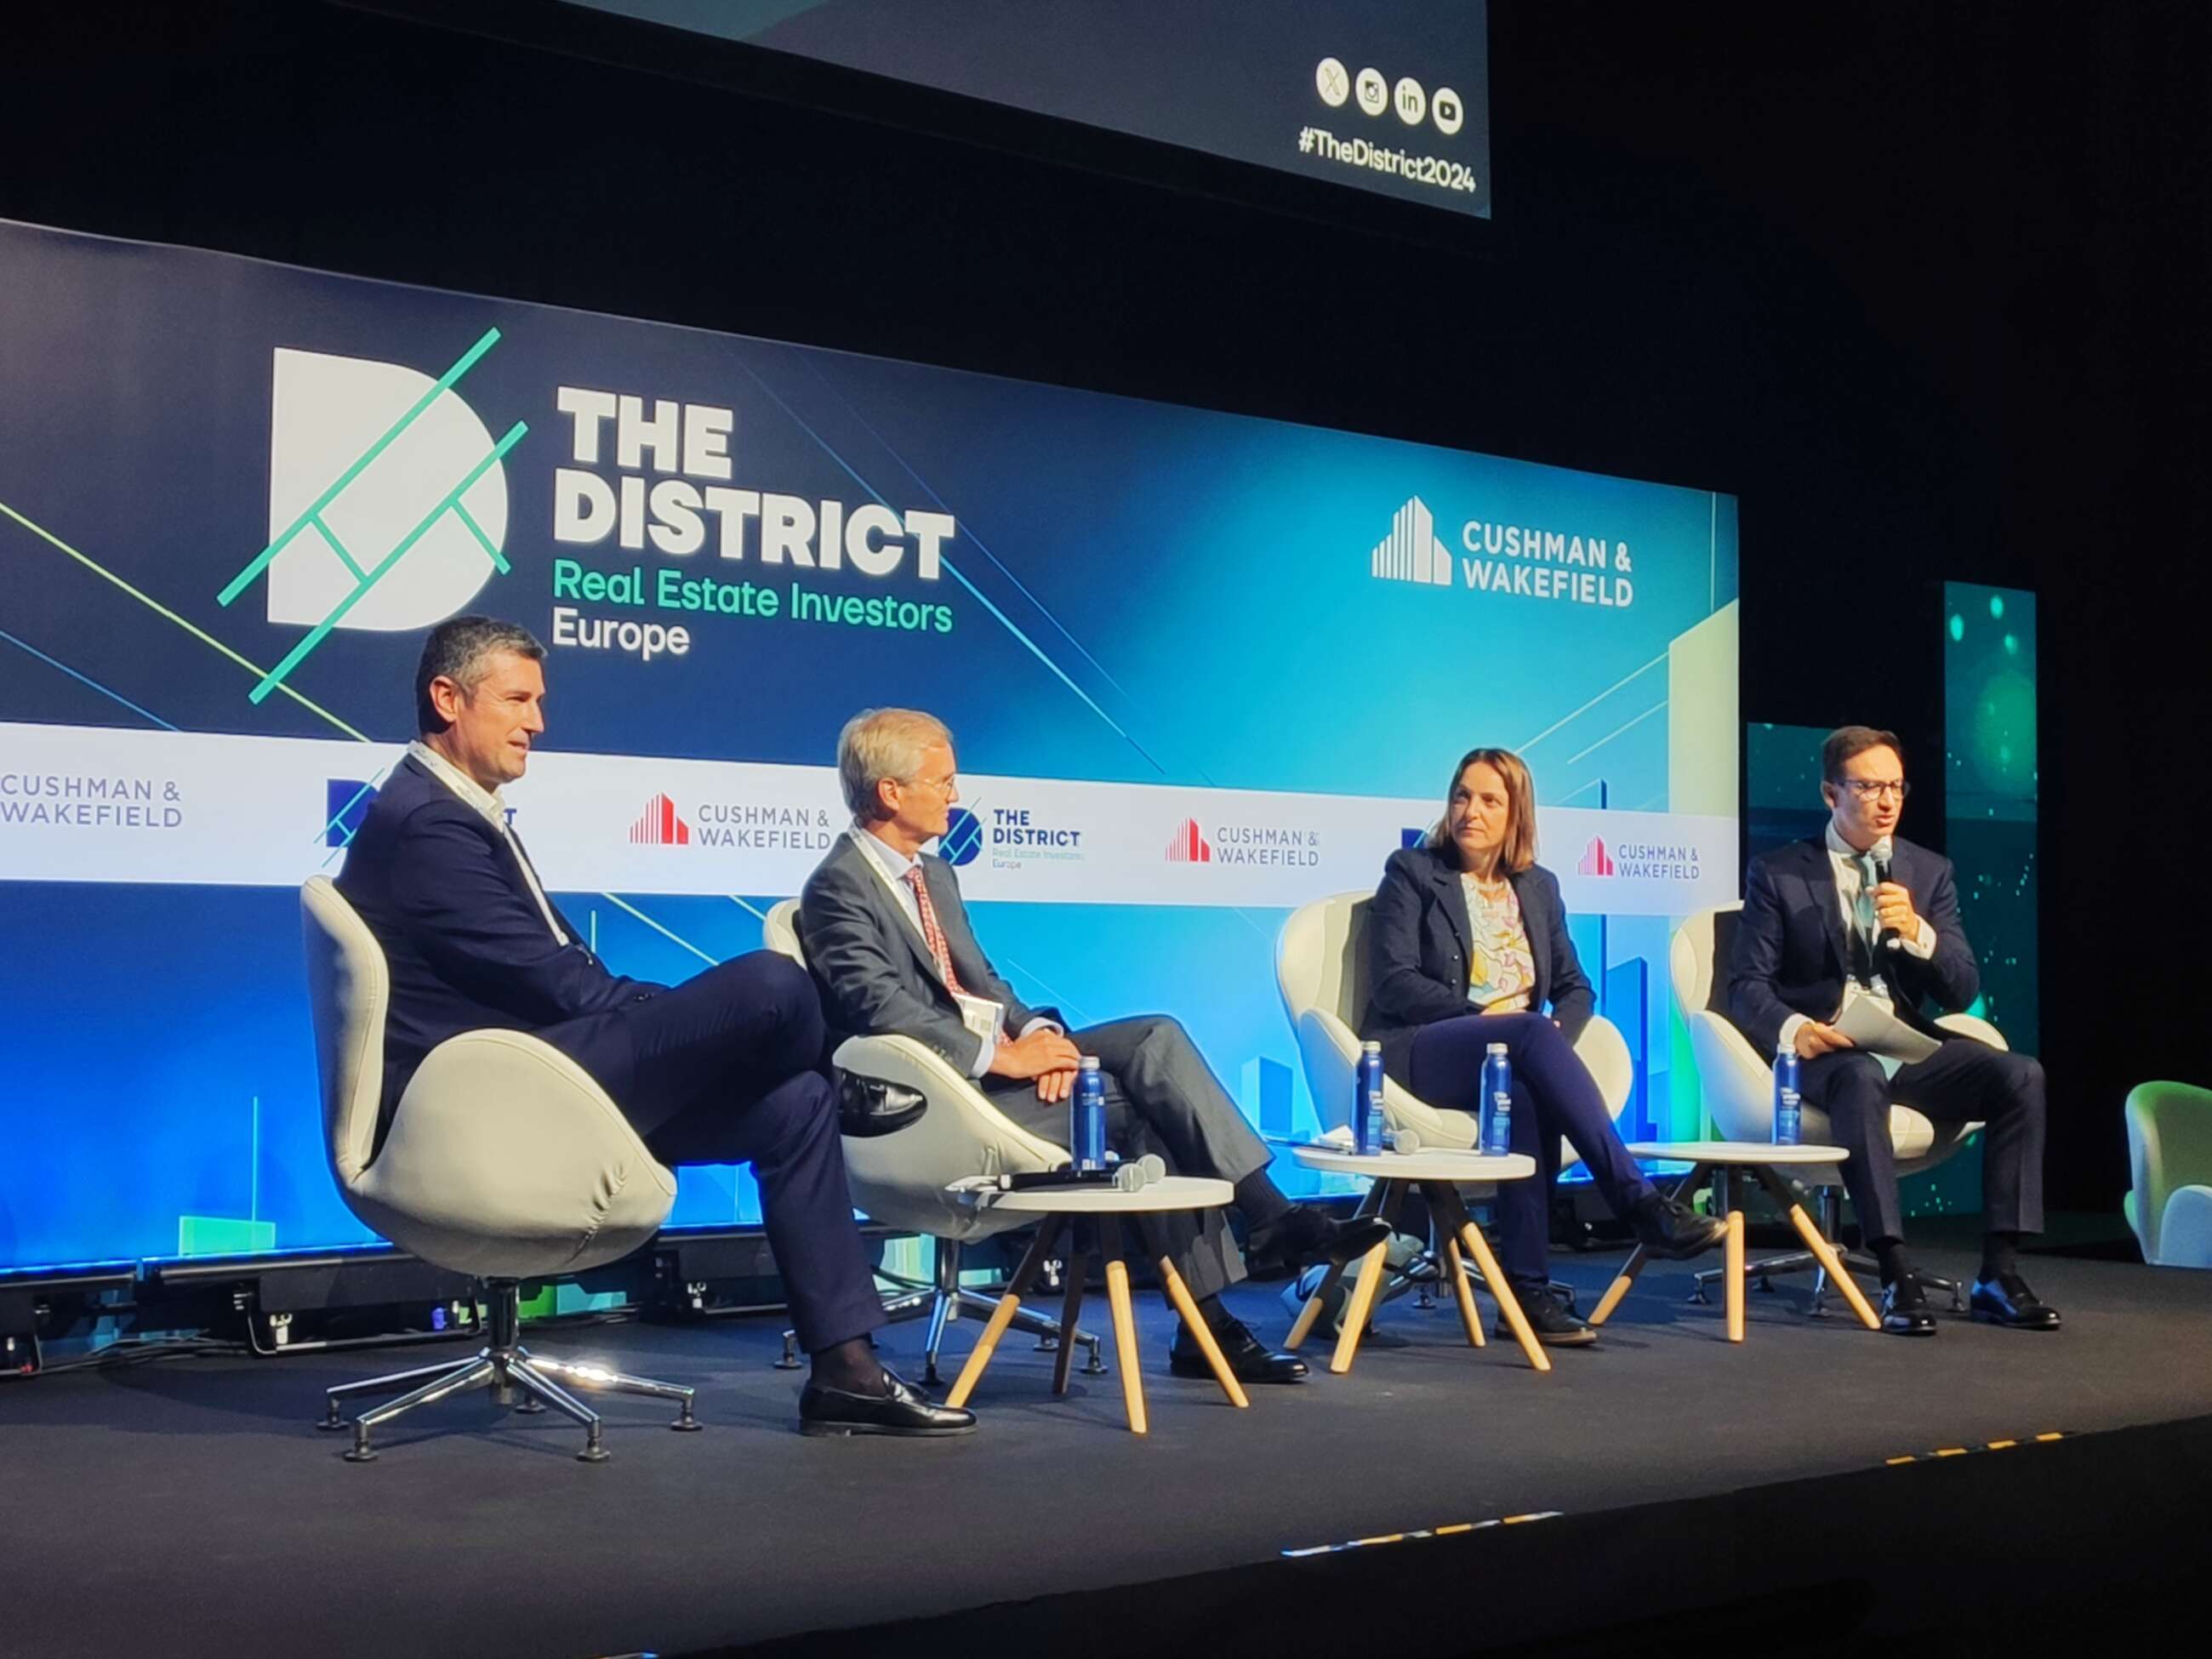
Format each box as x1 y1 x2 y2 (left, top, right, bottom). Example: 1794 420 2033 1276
798 830 1052 1075
1729 833 1980 1057
1358 844 1594 1086
335 754 660 1120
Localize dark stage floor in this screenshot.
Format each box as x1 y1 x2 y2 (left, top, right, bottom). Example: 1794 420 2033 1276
6 1240 2212 1659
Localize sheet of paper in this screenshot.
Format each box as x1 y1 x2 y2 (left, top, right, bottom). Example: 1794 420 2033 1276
1833 988 1943 1065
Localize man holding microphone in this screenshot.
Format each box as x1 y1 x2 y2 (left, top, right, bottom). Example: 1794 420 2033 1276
1730 727 2057 1337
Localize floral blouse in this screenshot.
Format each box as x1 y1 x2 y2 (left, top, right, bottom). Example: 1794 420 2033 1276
1460 873 1536 1013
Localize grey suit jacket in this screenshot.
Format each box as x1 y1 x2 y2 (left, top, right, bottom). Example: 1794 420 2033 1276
798 830 1050 1075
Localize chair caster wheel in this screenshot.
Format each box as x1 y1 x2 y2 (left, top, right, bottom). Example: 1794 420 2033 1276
670 1410 703 1433
578 1428 609 1463
514 1395 545 1414
316 1412 348 1433
342 1440 379 1463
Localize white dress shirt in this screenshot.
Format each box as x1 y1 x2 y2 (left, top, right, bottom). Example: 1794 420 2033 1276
1776 822 1936 1056
846 825 1059 1077
408 740 569 947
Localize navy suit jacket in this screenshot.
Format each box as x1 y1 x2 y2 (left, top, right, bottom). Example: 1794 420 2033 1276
798 830 1052 1075
1729 833 1981 1057
334 754 661 1126
1358 844 1594 1086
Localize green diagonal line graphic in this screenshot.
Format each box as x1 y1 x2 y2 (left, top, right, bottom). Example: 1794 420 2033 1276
313 514 366 580
218 326 502 606
0 497 370 740
453 499 510 573
248 419 528 704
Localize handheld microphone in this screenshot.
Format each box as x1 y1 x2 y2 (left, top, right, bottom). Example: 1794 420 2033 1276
1873 857 1903 951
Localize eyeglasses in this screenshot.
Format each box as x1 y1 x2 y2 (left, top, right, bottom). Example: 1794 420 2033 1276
909 774 958 796
1839 779 1910 801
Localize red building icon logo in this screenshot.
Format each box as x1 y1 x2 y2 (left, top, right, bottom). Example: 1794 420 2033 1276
1577 835 1615 877
1166 818 1213 863
630 793 693 846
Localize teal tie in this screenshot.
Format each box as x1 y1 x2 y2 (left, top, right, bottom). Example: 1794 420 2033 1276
1853 852 1883 983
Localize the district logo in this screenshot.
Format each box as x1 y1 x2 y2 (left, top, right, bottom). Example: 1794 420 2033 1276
1166 818 1214 864
1400 825 1430 849
325 778 379 850
631 793 693 847
1368 496 1453 587
221 328 527 705
937 807 983 867
1577 835 1616 877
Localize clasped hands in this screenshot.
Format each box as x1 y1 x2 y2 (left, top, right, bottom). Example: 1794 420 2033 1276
988 1026 1085 1102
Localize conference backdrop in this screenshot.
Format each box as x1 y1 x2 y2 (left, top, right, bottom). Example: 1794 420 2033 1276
0 219 1736 1271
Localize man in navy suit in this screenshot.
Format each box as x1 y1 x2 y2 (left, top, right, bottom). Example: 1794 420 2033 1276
1732 725 2056 1336
336 616 972 1435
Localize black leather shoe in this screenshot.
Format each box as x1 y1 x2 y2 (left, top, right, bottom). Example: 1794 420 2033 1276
1631 1196 1729 1261
1970 1272 2061 1331
1169 1316 1308 1383
1247 1207 1394 1274
1880 1271 1938 1337
1496 1287 1597 1347
799 1366 977 1436
835 1071 927 1137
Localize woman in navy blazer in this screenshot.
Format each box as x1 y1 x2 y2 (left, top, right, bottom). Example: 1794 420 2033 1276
1360 747 1725 1342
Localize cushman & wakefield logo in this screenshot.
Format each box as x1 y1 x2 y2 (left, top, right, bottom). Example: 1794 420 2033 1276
1365 493 1639 610
1166 818 1213 863
0 770 185 830
627 791 834 852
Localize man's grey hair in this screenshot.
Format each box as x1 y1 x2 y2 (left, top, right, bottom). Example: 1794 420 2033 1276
838 708 953 821
414 615 545 733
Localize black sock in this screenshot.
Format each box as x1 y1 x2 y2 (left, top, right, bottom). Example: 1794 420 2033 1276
1192 1293 1238 1334
810 1336 886 1395
1873 1240 1913 1286
1981 1232 2020 1280
1234 1172 1293 1229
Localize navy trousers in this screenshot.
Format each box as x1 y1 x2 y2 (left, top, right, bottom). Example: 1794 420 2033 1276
1795 1036 2046 1246
536 952 885 1354
1407 1011 1656 1291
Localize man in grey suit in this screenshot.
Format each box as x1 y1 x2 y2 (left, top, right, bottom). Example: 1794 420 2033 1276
799 709 1387 1385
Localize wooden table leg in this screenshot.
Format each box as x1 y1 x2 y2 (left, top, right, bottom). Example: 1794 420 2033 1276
1099 1218 1148 1435
1156 1257 1249 1409
1422 1183 1548 1373
1052 1222 1090 1395
1328 1181 1399 1376
1440 1227 1486 1349
1285 1259 1347 1349
1752 1168 1882 1331
945 1216 1064 1410
1590 1165 1704 1327
1725 1210 1746 1343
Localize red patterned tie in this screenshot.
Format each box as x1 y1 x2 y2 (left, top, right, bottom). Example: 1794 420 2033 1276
903 864 966 995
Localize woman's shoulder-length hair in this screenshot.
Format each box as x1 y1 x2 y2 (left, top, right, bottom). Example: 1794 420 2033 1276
1425 746 1540 875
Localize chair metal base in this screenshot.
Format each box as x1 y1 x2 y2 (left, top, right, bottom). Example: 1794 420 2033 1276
318 1280 698 1462
1688 1187 1969 1315
778 1238 1107 1385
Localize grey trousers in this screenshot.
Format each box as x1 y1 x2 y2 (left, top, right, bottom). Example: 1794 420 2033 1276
985 1014 1271 1302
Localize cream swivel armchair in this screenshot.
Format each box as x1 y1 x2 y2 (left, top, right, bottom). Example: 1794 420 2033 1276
1275 891 1635 1155
1274 891 1635 1309
762 900 1103 1383
1671 902 2004 1311
302 876 695 1462
2123 1080 2212 1268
